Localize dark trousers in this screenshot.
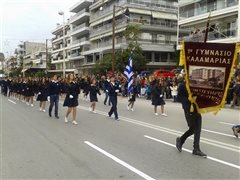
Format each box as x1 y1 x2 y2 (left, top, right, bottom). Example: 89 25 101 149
180 104 202 150
104 91 111 105
49 95 59 116
109 96 118 119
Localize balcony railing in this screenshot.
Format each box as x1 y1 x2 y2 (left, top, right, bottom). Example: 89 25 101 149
72 37 89 45
72 23 89 32
179 28 237 43
91 0 177 20
90 17 177 37
70 9 89 21
180 1 238 19
127 0 177 11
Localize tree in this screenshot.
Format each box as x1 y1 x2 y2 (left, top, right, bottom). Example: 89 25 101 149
94 24 148 74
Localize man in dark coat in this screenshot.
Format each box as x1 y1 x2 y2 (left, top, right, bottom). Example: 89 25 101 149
107 76 120 120
48 74 61 119
176 76 207 157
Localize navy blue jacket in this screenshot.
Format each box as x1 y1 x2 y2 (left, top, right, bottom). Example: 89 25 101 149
107 82 120 97
48 81 61 95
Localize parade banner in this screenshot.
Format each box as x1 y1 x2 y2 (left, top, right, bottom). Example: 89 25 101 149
180 42 239 113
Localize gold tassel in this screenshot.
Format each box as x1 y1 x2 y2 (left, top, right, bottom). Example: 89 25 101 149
190 103 194 112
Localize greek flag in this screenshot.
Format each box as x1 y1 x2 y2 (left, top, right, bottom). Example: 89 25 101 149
124 52 133 96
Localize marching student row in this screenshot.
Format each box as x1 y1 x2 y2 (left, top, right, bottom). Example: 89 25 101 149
0 73 208 157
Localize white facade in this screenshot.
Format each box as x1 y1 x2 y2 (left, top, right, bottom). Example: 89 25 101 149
69 0 92 75
51 21 73 73
178 0 239 48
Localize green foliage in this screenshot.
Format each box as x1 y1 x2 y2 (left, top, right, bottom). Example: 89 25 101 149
93 24 148 74
34 70 46 77
9 67 22 77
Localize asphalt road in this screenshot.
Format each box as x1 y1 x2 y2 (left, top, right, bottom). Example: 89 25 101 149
0 94 239 179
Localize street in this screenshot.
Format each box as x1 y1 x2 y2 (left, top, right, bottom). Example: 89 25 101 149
0 94 239 179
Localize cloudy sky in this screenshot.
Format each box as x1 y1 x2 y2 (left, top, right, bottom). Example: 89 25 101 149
0 0 80 57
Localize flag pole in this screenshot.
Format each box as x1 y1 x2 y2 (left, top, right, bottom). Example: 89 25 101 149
204 12 211 43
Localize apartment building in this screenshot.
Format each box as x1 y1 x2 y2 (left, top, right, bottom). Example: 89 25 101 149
51 0 180 75
4 56 17 76
69 0 92 75
81 0 179 74
178 0 240 47
51 21 72 73
21 42 46 74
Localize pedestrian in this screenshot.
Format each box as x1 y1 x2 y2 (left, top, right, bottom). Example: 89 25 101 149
127 81 138 111
170 81 178 102
151 79 167 116
232 125 240 138
87 78 101 113
107 76 120 120
176 75 207 157
231 78 240 108
63 73 79 125
48 74 61 119
36 78 48 112
104 76 111 106
25 77 35 107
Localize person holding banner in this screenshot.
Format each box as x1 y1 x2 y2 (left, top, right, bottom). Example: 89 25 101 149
127 79 138 111
176 76 207 158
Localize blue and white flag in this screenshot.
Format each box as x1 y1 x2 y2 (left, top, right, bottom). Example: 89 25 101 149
124 52 133 96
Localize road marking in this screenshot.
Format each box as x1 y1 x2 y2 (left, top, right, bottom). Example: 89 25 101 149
144 135 240 170
202 129 235 138
220 122 235 126
84 141 155 180
8 99 16 104
76 105 240 152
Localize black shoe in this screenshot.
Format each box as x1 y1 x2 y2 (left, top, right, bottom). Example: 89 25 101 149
55 116 59 119
192 149 207 158
104 102 106 105
108 112 111 118
115 118 119 121
49 114 52 117
232 126 239 138
176 137 182 152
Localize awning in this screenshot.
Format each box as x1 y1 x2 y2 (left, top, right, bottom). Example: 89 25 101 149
129 8 151 15
90 10 123 27
90 27 126 41
152 11 177 20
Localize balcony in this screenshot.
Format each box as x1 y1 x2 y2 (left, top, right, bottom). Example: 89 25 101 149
70 9 90 24
179 28 237 43
70 37 90 49
180 1 238 20
69 52 84 60
71 23 90 36
70 0 93 13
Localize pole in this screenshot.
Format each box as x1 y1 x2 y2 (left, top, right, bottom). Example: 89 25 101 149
112 5 116 73
62 14 66 78
204 13 211 43
46 39 48 72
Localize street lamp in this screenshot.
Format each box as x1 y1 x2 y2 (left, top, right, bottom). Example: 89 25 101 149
58 10 66 78
112 5 130 73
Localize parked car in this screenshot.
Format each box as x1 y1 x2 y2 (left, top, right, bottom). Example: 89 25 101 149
153 69 176 77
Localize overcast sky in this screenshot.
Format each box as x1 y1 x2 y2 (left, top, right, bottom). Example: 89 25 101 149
0 0 80 57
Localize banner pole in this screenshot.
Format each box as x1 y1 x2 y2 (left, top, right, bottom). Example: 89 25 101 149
204 12 211 43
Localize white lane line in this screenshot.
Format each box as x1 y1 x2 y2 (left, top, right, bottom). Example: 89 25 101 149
84 141 155 180
144 135 240 170
220 122 235 126
202 129 235 138
76 106 240 152
8 99 16 104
